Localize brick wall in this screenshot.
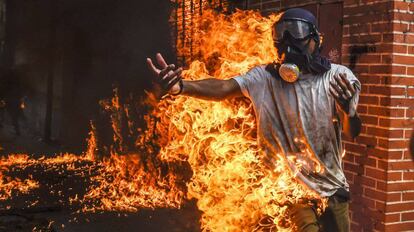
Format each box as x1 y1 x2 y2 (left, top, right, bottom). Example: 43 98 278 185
239 0 414 231
381 1 414 231
342 1 396 231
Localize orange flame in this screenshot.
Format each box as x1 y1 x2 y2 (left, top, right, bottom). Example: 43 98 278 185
153 8 324 231
0 6 327 232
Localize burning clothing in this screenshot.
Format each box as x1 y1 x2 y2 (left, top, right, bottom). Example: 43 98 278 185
233 63 360 197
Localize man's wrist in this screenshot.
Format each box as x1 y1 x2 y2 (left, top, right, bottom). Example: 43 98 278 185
170 79 184 96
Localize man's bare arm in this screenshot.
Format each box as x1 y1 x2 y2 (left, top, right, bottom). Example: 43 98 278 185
147 53 242 101
181 78 243 101
329 73 361 139
342 113 361 138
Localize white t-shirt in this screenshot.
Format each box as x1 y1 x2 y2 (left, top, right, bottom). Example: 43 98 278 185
233 63 361 197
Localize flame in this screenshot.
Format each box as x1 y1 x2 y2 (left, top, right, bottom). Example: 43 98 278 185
152 8 324 231
0 6 328 232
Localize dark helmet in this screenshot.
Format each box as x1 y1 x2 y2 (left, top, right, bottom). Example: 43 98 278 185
274 8 319 42
280 8 318 28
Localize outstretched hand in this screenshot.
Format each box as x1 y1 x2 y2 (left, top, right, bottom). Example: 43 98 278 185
146 53 183 96
329 73 357 116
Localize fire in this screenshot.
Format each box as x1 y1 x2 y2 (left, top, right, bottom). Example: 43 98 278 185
0 5 327 232
156 8 324 231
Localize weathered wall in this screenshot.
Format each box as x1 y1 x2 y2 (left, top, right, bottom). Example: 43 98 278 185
3 0 175 151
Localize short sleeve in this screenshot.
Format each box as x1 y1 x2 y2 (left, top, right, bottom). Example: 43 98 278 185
233 66 267 99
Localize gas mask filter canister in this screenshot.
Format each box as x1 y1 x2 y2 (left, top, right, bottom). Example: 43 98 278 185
278 63 300 83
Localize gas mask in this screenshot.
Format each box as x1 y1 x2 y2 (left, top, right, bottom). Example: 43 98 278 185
272 9 331 83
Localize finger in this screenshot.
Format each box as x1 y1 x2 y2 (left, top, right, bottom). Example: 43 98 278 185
156 53 168 69
339 73 356 95
159 64 176 78
146 58 160 75
330 80 344 96
329 85 341 100
334 75 351 99
334 74 348 93
167 75 182 90
162 68 182 87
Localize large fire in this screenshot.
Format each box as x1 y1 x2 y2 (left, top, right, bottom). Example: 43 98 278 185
0 6 326 232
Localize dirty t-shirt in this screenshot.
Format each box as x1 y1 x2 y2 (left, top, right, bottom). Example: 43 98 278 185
233 64 361 197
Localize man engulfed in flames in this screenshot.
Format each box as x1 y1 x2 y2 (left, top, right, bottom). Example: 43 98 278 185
148 8 361 232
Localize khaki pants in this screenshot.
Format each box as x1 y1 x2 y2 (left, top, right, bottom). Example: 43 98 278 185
289 198 350 232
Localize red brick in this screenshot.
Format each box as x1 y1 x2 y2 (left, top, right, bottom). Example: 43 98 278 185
375 200 386 211
345 14 386 26
382 54 393 64
348 24 371 35
387 182 414 191
355 155 376 166
379 118 410 128
384 213 401 223
393 22 410 33
360 115 379 126
402 192 414 201
368 86 390 96
358 105 368 114
371 22 392 33
345 143 367 154
403 171 414 181
367 127 397 138
368 106 405 117
388 172 402 181
358 76 382 85
405 130 413 139
354 195 376 208
356 135 377 146
390 76 414 85
375 43 406 53
366 167 386 180
384 222 414 232
378 160 388 170
354 175 376 188
403 98 414 107
389 129 405 138
387 192 401 202
386 201 414 212
367 147 388 159
394 1 410 11
408 45 414 55
345 162 364 174
394 55 414 65
370 65 391 74
392 65 407 75
407 109 414 118
377 181 387 191
391 33 414 43
402 212 414 221
345 2 392 16
393 12 414 22
388 150 404 159
388 160 414 170
359 54 382 63
365 188 386 201
387 139 408 149
407 67 414 75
